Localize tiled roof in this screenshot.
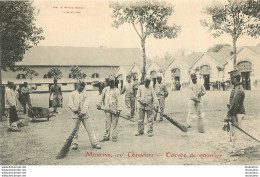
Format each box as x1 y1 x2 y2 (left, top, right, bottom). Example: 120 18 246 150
16 46 143 66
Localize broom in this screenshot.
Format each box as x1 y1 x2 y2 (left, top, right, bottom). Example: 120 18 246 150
56 118 81 159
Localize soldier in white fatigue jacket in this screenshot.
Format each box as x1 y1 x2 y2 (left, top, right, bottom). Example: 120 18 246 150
97 75 123 142
69 81 101 150
186 73 206 132
136 76 159 137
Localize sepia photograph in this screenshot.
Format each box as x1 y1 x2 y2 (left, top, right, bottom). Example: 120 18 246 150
0 0 260 167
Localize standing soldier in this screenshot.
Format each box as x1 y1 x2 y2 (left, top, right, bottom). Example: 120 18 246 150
97 75 123 142
186 73 206 132
121 74 136 118
154 75 168 121
5 82 21 131
68 81 101 150
50 79 63 113
136 76 159 137
21 82 32 114
225 70 245 156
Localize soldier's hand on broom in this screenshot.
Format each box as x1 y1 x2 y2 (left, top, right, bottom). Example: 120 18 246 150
78 113 85 119
138 100 147 106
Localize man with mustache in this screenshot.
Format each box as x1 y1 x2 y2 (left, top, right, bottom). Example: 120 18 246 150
136 75 159 137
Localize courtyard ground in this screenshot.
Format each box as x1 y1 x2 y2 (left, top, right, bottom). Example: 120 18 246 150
1 90 260 165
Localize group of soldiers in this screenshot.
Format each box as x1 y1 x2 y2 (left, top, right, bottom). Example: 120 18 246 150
4 81 33 131
68 73 169 150
67 69 246 156
4 68 246 156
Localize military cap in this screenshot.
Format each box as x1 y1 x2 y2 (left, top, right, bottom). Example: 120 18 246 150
78 81 86 87
108 75 115 81
7 81 14 86
190 73 197 79
228 70 241 78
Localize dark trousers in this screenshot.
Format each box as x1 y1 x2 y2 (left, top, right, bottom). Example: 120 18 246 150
9 106 18 124
22 96 32 114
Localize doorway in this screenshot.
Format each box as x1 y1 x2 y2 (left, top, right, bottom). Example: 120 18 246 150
237 61 252 90
203 75 210 90
241 72 251 90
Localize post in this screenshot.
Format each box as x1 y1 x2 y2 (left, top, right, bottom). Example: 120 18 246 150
232 37 237 70
0 30 3 121
141 39 146 82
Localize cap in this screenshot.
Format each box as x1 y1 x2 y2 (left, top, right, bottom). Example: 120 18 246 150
228 70 241 78
126 74 131 79
7 81 13 86
78 81 86 87
108 75 115 81
190 73 197 79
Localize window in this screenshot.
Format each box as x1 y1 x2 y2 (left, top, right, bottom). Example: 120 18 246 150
91 73 99 78
16 74 25 79
237 61 252 72
36 84 41 86
150 71 157 78
200 65 211 75
171 68 180 77
62 83 67 86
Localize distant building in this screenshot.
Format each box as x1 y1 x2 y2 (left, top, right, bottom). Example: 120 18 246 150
164 56 189 90
2 46 142 92
189 44 260 90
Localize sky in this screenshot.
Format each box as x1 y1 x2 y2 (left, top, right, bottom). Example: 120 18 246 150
33 0 260 59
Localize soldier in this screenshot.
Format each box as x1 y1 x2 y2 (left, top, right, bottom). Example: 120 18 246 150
69 81 101 150
226 70 245 156
186 73 206 132
154 75 168 121
121 74 136 118
136 76 159 137
21 82 32 114
50 79 63 113
5 82 21 132
97 75 123 142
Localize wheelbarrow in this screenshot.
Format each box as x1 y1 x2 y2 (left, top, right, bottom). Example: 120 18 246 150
28 107 55 122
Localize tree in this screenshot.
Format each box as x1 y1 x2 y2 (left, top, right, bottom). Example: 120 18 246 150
47 67 62 80
201 0 260 69
110 1 180 81
0 1 44 119
69 66 87 83
24 66 39 84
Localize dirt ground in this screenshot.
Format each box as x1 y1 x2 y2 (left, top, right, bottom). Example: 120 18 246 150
1 90 260 165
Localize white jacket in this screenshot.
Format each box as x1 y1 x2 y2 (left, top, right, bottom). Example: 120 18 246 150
69 90 89 118
97 86 123 112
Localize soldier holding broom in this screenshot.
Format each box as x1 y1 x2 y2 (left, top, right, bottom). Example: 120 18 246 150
97 75 123 142
68 81 101 150
136 76 159 137
186 73 206 132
